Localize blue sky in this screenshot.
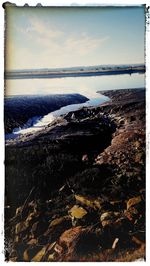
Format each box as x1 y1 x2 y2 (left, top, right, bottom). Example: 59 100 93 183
6 6 145 70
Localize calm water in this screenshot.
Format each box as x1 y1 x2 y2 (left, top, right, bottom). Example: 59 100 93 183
5 73 145 138
6 73 144 98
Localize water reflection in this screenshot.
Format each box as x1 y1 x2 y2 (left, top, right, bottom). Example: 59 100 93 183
5 73 144 98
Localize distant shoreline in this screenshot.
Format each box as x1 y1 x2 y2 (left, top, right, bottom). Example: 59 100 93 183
5 65 145 80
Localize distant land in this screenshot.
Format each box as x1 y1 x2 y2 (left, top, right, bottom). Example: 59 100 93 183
5 64 145 79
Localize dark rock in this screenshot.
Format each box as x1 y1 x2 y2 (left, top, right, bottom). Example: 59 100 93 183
57 226 100 261
31 246 47 262
100 217 132 249
100 211 121 227
43 215 72 244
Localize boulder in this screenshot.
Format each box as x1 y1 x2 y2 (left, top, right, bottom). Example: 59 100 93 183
58 226 83 255
56 226 100 260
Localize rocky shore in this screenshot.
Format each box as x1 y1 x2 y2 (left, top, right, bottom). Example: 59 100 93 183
5 88 145 262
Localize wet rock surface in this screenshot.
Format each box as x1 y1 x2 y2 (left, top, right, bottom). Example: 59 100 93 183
5 88 145 261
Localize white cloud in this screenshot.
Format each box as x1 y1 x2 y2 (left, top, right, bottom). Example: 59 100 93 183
7 16 110 69
28 16 63 40
65 35 109 55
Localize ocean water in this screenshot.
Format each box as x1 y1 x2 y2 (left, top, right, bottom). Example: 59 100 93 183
5 73 145 138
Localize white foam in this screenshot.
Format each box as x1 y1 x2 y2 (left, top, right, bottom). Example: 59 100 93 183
7 94 108 138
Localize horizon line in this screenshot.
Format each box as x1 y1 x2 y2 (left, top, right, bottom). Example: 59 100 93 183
5 63 145 73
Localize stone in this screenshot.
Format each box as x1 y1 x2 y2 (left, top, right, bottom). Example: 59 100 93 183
57 226 99 259
42 241 57 261
31 221 38 233
49 216 70 227
57 226 83 256
48 253 55 261
100 211 120 227
26 211 38 224
99 216 132 250
16 206 22 215
69 205 87 219
30 218 49 240
15 221 28 234
29 202 36 212
124 207 139 222
47 241 57 252
75 194 101 210
31 246 47 262
132 236 144 246
127 196 142 210
22 246 43 262
112 217 132 235
43 216 72 243
23 249 30 261
54 243 64 254
27 238 38 245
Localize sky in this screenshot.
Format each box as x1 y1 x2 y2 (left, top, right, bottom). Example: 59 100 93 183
5 6 145 70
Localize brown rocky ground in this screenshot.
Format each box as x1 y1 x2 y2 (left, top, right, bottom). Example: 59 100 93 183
5 88 145 262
